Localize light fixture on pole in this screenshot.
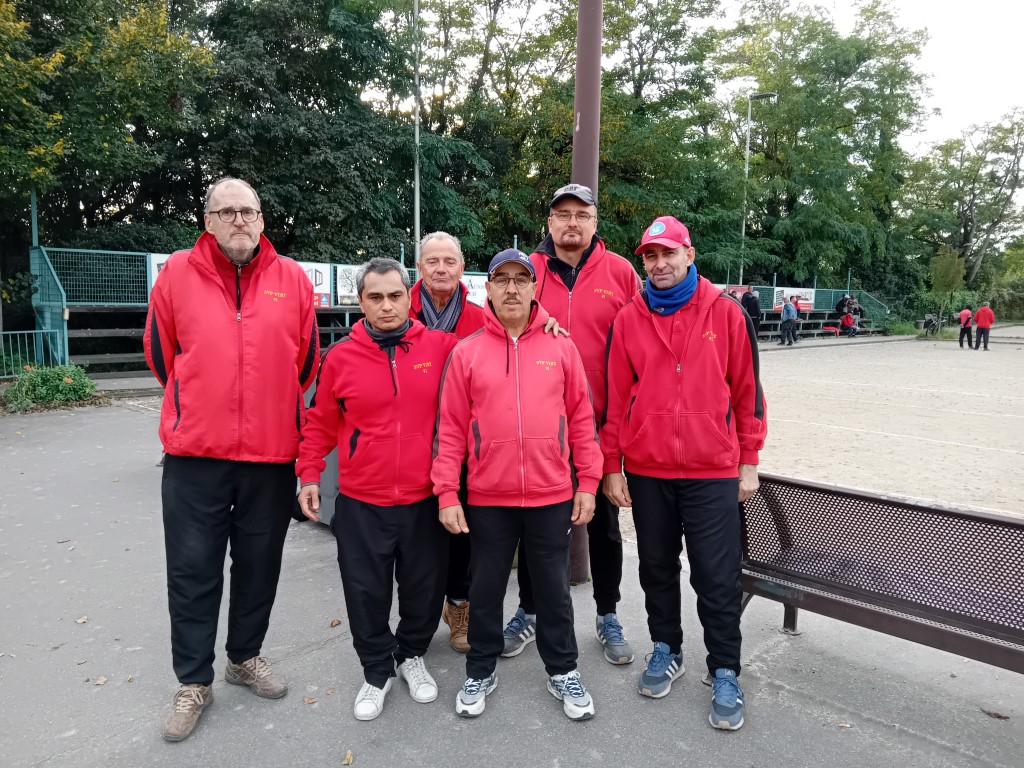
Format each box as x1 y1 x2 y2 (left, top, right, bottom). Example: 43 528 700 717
738 91 777 286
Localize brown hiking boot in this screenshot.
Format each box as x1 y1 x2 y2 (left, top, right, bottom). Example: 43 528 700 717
442 600 470 653
225 656 288 699
162 683 213 742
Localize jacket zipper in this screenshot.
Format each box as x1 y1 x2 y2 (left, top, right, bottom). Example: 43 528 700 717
513 338 526 507
236 265 243 451
392 357 401 499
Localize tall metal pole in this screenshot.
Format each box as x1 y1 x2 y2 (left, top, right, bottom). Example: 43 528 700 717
413 0 421 261
738 92 778 287
30 189 39 247
567 0 603 584
739 97 753 287
571 0 603 198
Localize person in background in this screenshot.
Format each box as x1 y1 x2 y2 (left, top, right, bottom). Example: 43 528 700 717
145 177 319 742
959 305 974 349
974 302 995 350
779 296 797 346
741 286 762 340
840 308 858 337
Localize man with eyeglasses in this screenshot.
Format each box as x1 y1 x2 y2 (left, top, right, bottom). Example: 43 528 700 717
501 184 642 669
432 249 602 721
145 177 319 741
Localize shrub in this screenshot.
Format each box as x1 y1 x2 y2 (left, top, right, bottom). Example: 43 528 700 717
2 365 97 412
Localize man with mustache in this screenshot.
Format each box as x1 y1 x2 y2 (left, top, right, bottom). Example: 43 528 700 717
432 249 602 721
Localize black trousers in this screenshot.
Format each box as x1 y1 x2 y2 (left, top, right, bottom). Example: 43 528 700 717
779 319 794 344
467 501 577 679
975 327 990 349
627 473 743 676
517 489 622 615
445 471 472 601
162 455 295 685
960 326 973 348
332 493 448 688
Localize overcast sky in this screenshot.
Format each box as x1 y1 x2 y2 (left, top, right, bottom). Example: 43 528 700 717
823 0 1021 149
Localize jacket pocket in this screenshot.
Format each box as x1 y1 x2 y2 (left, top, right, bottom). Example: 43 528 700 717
398 432 432 491
524 437 569 493
619 413 676 469
343 434 395 490
678 413 739 470
469 439 521 495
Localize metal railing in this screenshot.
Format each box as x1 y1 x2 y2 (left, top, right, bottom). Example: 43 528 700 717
45 248 149 305
0 330 66 377
28 246 69 364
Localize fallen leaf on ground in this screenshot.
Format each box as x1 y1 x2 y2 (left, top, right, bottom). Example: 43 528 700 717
57 538 70 544
329 619 341 628
838 722 852 729
303 697 317 705
75 616 88 624
326 688 334 695
127 675 134 682
343 750 354 765
94 677 107 686
981 708 1010 720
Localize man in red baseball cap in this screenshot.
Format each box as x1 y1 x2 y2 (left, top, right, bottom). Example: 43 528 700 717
602 215 767 730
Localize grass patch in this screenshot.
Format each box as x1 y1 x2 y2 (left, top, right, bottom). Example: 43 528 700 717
886 321 918 336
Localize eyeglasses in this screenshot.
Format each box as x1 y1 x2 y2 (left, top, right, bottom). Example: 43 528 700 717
209 208 261 223
490 274 534 288
551 211 594 223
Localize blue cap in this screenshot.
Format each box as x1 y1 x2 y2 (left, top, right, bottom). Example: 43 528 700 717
487 249 535 278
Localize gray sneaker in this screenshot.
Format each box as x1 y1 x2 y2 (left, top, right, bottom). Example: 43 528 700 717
456 673 497 718
548 670 595 720
596 613 634 664
225 656 288 699
162 683 212 742
501 608 537 657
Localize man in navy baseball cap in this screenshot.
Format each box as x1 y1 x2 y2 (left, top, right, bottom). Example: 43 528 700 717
488 249 536 278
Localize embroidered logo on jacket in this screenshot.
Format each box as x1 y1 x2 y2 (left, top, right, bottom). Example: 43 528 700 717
264 290 287 303
702 330 718 342
593 288 616 300
413 361 434 373
535 360 558 371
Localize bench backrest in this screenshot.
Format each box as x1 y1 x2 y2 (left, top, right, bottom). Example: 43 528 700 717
742 474 1024 647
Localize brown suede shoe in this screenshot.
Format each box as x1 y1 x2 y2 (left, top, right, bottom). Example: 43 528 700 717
162 683 213 742
225 656 288 699
442 600 470 653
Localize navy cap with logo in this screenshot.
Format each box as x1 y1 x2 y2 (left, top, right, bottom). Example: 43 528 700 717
488 248 536 278
550 183 597 209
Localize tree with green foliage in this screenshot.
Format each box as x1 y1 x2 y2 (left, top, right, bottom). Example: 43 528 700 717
930 244 964 323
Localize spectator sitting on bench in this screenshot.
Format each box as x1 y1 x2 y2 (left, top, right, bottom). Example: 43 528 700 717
834 295 850 316
840 309 858 337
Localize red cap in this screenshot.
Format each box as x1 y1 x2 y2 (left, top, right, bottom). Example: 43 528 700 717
635 216 692 255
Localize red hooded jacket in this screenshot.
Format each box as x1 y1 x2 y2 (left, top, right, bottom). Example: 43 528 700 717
297 319 458 506
531 237 641 419
144 232 319 463
432 302 602 509
601 276 767 480
975 306 995 328
409 279 485 338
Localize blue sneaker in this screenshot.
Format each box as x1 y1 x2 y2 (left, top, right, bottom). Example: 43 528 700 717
709 668 744 730
596 613 634 665
501 608 537 657
637 642 684 698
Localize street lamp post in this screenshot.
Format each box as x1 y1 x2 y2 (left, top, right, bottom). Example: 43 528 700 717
738 91 778 286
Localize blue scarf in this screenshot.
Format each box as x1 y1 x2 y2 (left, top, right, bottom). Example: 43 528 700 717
645 264 698 315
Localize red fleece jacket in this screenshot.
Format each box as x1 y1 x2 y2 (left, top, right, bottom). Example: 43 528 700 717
144 232 318 463
432 302 602 508
296 319 459 506
601 276 767 479
975 306 995 328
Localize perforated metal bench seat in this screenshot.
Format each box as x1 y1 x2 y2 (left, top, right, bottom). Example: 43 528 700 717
741 474 1024 674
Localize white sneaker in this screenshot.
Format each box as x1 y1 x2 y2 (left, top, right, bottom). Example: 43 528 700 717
397 656 438 703
353 678 392 721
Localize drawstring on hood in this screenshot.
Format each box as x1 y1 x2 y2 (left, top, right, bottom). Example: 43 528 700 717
365 319 412 394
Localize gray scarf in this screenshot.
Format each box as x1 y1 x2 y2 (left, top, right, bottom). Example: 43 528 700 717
419 282 463 334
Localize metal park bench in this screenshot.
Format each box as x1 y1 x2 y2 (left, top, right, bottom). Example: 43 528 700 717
741 474 1024 674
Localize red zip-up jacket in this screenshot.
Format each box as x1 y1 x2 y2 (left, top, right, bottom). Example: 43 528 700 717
144 232 318 463
432 301 602 509
975 306 995 328
531 236 641 419
297 319 459 506
409 279 485 338
601 276 767 479
959 309 973 327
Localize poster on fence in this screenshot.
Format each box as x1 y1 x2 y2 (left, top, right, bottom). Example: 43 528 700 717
461 273 487 307
146 253 172 296
335 265 360 306
772 287 815 311
295 261 332 308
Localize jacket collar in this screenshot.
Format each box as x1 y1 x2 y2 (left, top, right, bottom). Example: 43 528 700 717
187 231 278 279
